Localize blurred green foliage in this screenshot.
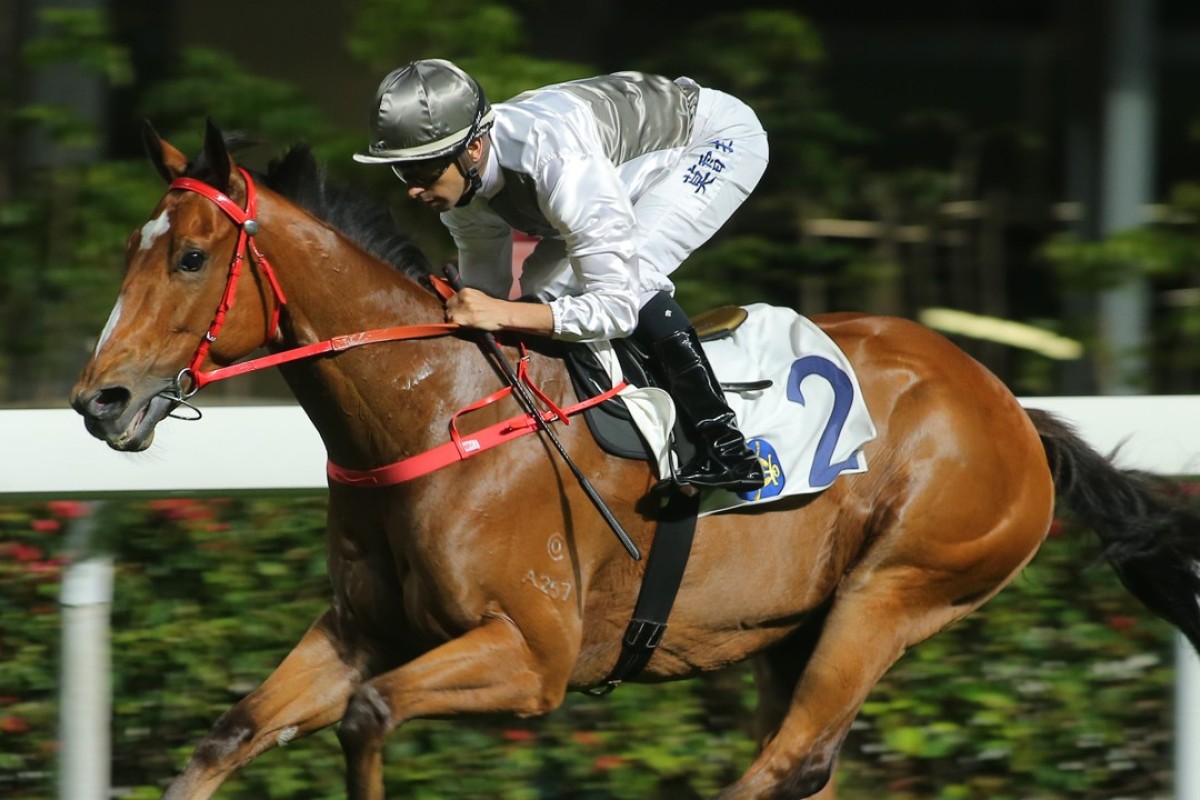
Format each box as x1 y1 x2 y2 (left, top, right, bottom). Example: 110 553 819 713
346 0 592 105
0 497 1178 799
0 1 995 402
8 1 1200 402
1041 177 1200 392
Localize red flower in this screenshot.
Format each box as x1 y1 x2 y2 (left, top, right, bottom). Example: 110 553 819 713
148 498 218 525
28 560 63 576
572 731 602 747
592 755 624 771
502 729 536 742
148 498 199 520
1046 519 1064 538
1107 615 1137 631
31 519 61 533
47 501 88 519
0 715 30 734
8 543 43 563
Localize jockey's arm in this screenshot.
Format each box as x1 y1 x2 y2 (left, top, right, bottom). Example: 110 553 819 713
442 133 641 341
440 208 553 332
534 153 641 342
445 288 553 335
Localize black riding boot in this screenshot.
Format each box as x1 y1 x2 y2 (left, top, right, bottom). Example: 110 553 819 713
650 327 765 492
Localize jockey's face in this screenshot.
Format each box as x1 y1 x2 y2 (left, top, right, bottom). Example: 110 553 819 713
403 137 485 212
401 159 462 212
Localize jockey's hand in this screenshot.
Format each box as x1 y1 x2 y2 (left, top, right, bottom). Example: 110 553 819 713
445 288 554 336
445 288 506 331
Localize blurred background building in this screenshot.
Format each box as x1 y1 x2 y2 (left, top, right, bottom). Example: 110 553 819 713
3 0 1200 403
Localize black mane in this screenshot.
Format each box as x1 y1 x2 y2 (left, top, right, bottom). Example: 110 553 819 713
258 144 433 283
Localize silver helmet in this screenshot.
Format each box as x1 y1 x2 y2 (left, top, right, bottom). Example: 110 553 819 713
353 59 494 164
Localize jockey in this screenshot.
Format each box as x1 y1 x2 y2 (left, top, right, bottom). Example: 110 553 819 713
355 58 767 493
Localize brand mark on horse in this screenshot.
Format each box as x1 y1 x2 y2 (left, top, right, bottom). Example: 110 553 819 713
522 570 572 601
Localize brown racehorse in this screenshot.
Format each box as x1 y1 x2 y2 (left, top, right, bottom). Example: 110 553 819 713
72 120 1200 800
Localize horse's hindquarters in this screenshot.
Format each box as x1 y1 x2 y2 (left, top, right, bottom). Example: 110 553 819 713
706 314 1056 798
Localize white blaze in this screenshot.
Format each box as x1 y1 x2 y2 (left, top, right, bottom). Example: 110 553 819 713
94 298 123 355
139 210 171 251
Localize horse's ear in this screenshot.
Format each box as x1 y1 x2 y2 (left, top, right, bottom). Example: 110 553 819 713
142 120 187 183
202 117 234 195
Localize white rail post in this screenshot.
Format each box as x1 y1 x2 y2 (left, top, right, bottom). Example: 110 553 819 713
1179 633 1200 800
57 502 113 800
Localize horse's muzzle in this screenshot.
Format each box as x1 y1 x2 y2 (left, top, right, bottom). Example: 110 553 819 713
72 384 132 422
71 384 172 451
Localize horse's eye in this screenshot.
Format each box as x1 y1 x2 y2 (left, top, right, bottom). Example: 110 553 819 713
179 250 207 273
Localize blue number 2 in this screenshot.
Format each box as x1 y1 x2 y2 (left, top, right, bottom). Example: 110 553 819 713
787 356 860 487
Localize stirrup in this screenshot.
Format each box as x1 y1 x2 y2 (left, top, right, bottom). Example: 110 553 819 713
651 452 701 497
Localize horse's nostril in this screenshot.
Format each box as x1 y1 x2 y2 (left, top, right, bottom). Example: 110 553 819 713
89 386 131 420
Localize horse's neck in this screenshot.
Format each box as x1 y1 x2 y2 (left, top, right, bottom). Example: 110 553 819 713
260 197 449 469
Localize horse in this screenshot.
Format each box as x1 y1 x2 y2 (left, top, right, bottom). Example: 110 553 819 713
71 119 1200 800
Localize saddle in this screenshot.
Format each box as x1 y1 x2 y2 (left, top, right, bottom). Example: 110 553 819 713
562 305 757 468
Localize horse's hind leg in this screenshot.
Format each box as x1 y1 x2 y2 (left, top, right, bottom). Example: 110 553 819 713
719 585 955 799
750 612 838 799
161 608 373 800
721 535 1043 800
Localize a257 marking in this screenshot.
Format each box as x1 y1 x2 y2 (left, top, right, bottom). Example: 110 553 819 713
522 570 572 601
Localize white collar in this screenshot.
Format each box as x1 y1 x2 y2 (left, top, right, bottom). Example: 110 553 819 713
478 141 504 199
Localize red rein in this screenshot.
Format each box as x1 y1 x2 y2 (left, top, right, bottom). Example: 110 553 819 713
167 171 626 487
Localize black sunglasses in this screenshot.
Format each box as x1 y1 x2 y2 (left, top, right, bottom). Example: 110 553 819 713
391 158 454 187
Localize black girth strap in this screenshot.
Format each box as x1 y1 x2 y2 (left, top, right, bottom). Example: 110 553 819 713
585 490 701 695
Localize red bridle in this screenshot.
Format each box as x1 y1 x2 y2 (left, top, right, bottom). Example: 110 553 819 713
168 169 288 394
166 168 456 396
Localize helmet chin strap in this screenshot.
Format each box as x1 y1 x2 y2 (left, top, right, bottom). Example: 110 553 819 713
454 150 482 207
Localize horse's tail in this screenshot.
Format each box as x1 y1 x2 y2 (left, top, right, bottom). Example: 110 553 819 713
1027 407 1200 652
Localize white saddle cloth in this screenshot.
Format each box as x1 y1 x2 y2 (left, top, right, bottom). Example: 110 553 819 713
588 303 878 516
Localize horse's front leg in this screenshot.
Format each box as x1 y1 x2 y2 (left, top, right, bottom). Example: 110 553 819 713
337 611 576 800
162 607 375 800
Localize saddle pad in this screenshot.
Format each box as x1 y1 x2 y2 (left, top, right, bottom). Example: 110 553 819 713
588 303 877 517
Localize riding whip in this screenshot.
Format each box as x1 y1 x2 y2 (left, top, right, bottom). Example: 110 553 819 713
442 264 641 561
